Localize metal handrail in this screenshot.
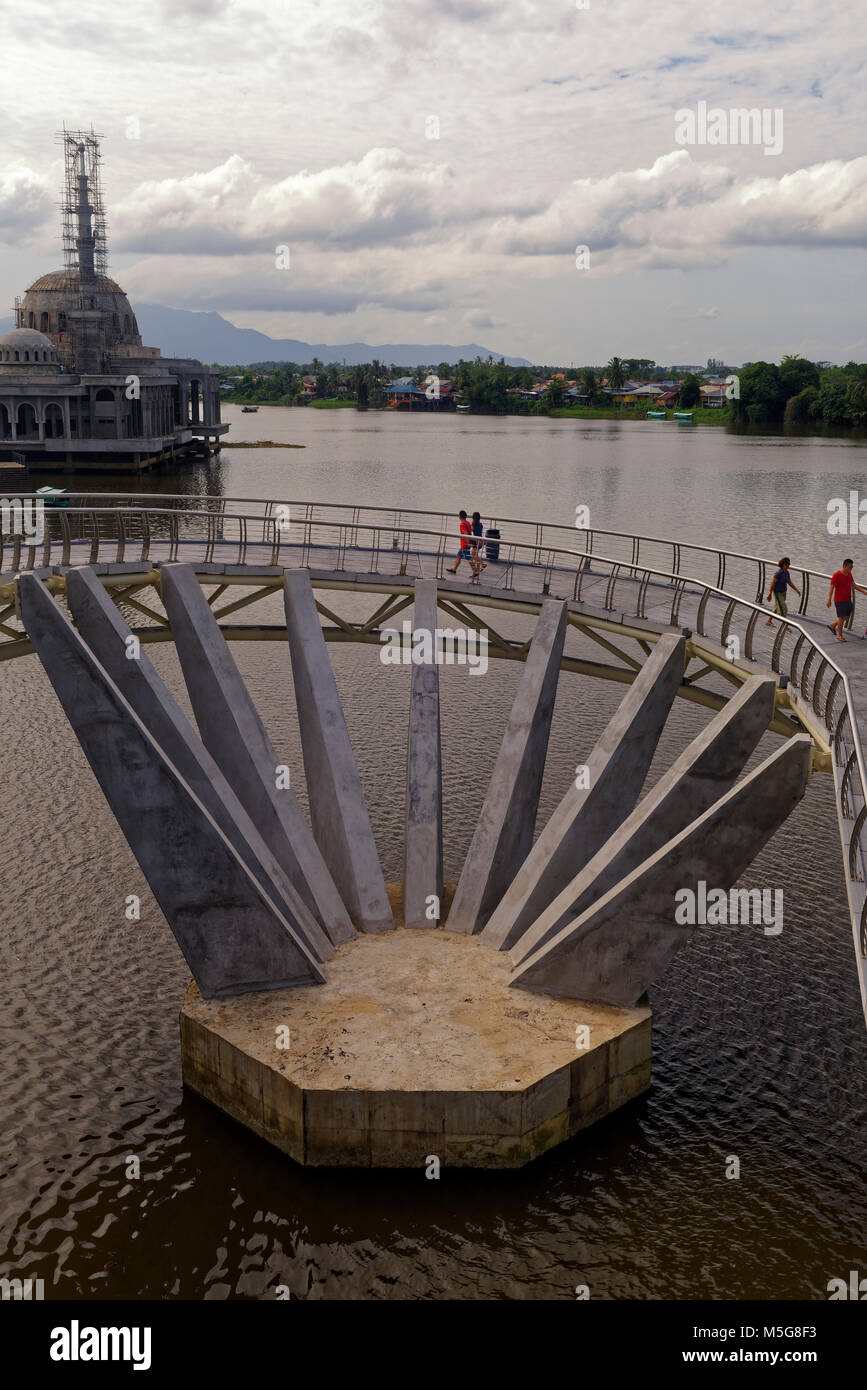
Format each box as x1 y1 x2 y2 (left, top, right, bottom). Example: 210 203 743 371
0 489 847 606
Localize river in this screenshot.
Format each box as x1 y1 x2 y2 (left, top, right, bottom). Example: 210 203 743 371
1 408 864 1299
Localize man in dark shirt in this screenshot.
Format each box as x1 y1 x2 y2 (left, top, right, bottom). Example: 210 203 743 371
765 556 800 626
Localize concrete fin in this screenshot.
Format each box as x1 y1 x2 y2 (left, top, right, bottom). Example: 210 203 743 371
159 563 355 947
283 569 393 933
483 632 686 950
511 733 813 1007
404 579 444 927
19 573 325 999
447 598 568 934
65 566 334 965
509 673 777 963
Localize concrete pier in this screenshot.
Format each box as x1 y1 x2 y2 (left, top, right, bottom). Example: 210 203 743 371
403 580 444 927
180 898 651 1169
447 598 567 934
284 570 393 934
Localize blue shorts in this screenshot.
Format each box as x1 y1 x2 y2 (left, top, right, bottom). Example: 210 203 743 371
835 600 853 617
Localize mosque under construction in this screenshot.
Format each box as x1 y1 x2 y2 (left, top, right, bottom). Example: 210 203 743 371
0 129 227 472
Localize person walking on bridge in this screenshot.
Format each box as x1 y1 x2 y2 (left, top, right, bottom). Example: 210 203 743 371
827 558 867 643
470 511 487 576
765 557 800 625
447 510 475 576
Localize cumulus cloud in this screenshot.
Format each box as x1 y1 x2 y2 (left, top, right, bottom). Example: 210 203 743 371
112 146 535 256
488 150 867 272
0 166 54 240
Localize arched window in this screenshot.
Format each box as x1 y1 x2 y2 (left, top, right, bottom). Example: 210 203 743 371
24 351 29 361
40 312 49 333
95 387 115 401
28 312 35 328
58 313 67 332
44 403 64 439
16 403 38 437
124 315 131 335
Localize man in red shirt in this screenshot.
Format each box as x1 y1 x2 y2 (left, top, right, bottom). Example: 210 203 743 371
447 510 476 576
827 558 867 642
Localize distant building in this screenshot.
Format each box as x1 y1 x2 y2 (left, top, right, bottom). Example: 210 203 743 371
700 384 729 408
0 129 227 472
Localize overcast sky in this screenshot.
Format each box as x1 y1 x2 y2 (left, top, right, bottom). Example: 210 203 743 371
1 0 864 364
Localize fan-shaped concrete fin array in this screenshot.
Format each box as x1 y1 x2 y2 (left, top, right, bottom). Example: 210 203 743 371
18 572 326 998
20 564 812 1022
20 561 818 1165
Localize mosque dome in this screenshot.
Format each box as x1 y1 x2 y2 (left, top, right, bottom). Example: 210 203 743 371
19 269 143 371
0 326 61 373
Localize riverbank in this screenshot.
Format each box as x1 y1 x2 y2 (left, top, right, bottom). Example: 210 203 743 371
222 396 731 424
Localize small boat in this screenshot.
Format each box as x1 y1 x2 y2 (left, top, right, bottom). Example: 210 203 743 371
35 485 69 507
647 410 666 419
456 403 471 414
241 405 259 413
674 410 693 421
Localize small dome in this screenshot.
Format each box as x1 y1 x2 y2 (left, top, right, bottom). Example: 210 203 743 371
0 326 60 369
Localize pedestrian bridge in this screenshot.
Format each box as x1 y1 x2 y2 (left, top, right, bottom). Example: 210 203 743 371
2 492 866 1031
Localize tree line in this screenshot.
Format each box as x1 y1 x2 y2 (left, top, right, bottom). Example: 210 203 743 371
218 353 867 428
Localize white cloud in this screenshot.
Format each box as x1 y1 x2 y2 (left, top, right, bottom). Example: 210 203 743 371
0 166 54 240
488 151 867 272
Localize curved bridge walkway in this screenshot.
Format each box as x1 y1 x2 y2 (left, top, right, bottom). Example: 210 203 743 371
1 494 865 1023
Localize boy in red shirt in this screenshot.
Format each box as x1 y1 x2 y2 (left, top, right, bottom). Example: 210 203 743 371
827 559 867 642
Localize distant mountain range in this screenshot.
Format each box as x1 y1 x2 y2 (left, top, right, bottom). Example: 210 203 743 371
0 305 531 369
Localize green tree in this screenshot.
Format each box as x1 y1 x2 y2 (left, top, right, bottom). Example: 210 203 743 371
679 374 701 408
783 386 818 427
733 361 785 423
606 356 626 390
779 354 820 398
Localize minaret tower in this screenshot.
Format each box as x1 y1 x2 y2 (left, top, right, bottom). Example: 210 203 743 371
59 128 108 280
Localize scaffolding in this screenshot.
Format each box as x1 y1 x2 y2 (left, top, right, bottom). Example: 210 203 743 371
57 127 108 279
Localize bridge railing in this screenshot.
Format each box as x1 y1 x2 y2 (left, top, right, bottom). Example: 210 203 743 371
0 491 851 630
2 501 865 1018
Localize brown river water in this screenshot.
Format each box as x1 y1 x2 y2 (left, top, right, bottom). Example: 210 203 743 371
0 407 865 1299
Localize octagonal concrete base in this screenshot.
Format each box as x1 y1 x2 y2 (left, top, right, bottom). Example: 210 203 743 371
179 890 651 1168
